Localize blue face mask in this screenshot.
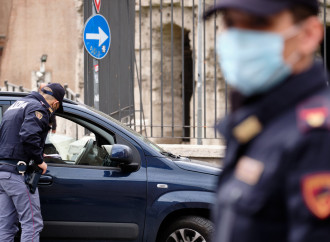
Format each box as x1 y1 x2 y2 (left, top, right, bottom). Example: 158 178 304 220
216 28 294 97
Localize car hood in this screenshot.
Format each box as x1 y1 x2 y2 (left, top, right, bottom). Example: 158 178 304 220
173 158 221 176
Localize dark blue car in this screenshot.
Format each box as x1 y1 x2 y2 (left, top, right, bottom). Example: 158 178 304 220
0 92 219 242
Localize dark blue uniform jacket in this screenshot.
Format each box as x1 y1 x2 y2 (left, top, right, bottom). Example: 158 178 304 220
0 92 52 165
214 61 330 242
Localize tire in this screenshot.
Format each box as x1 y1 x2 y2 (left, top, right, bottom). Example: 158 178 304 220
158 216 214 242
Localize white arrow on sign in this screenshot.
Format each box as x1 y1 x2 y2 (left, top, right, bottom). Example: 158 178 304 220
86 27 108 47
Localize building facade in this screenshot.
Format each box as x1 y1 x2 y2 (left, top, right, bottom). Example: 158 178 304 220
0 0 329 145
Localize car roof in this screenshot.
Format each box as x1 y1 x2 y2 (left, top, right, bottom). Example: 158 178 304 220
0 92 162 156
0 91 78 105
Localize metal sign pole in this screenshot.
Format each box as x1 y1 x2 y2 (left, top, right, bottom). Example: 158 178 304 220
92 1 100 109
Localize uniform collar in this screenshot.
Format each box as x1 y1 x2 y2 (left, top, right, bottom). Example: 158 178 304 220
28 91 54 114
218 60 328 143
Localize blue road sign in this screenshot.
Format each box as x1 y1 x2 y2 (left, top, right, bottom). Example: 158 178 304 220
84 14 111 59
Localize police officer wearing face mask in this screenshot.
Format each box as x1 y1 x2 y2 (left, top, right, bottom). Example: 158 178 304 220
204 0 330 241
0 83 65 241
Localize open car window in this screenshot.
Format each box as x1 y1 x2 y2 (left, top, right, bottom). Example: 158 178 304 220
43 115 119 168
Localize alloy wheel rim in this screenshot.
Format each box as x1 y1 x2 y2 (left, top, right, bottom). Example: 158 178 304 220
166 228 206 242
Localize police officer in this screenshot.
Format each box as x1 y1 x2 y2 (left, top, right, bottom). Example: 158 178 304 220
0 83 65 241
204 0 330 241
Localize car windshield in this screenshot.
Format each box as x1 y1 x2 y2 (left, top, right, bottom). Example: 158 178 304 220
80 104 166 153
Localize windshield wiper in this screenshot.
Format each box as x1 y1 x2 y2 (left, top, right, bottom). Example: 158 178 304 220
161 151 181 159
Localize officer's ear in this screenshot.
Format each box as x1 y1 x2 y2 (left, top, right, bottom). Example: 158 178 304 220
297 16 323 55
52 101 60 111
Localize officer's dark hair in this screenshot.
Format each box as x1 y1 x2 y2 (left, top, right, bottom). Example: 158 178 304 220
222 10 270 28
40 86 56 101
289 4 318 23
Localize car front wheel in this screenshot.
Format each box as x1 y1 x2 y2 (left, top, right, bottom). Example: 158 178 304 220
159 216 214 242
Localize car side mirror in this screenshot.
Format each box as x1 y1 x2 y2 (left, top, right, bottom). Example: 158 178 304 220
103 144 133 165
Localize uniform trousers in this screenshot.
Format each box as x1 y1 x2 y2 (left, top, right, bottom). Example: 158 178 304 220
0 171 43 242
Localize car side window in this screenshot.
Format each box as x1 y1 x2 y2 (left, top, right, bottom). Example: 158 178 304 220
0 103 10 123
44 115 117 168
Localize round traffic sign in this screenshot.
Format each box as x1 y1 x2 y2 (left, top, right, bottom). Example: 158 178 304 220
84 14 111 59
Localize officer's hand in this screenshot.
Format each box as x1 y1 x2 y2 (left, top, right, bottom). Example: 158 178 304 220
38 161 47 174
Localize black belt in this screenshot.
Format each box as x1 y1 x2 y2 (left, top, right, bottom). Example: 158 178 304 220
0 160 27 175
0 160 20 166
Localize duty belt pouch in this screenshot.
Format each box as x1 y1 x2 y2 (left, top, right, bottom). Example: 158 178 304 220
25 161 43 194
25 170 42 194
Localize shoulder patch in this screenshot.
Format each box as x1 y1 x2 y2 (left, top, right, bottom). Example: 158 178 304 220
35 111 43 120
297 97 330 133
302 173 330 219
233 115 262 143
234 156 264 186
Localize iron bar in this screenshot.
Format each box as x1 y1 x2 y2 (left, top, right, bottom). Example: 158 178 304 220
193 0 196 139
150 0 153 136
171 0 174 137
139 0 142 133
160 0 164 137
214 0 217 138
127 2 134 128
134 48 148 136
182 0 185 139
197 0 203 145
203 0 206 139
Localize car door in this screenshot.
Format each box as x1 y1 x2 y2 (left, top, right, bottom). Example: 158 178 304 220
38 113 147 241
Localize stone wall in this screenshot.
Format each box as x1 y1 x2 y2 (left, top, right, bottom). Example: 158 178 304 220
0 0 12 68
0 0 84 96
135 0 227 145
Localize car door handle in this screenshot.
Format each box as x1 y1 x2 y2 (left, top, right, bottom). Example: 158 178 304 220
38 175 53 185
